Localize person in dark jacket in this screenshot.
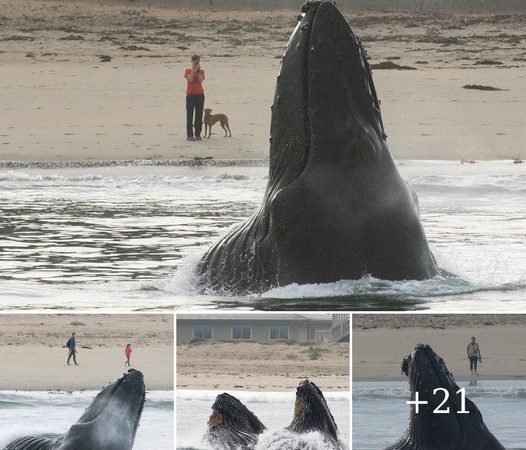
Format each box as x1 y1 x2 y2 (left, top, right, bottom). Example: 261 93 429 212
66 332 78 365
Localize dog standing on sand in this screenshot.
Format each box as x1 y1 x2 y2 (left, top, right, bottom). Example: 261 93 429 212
204 108 232 138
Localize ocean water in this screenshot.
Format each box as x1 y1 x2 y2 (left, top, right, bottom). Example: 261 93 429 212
0 160 524 311
353 380 526 450
0 390 173 449
176 389 350 449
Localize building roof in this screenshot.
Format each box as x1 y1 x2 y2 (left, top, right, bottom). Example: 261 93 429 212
177 314 332 326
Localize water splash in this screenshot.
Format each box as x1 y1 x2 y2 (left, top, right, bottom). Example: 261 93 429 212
255 429 348 450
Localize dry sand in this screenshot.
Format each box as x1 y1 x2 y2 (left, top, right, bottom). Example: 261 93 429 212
0 314 174 390
353 314 526 381
177 341 349 391
0 0 525 162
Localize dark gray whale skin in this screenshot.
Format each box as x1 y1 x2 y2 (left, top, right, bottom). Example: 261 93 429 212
204 380 345 449
386 344 505 450
2 369 145 450
203 392 266 449
198 0 438 295
287 380 343 447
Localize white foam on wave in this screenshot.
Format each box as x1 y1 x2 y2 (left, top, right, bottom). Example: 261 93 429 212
152 245 526 308
140 249 205 296
353 380 526 400
0 166 268 184
0 170 106 183
255 429 348 450
259 275 526 300
0 390 173 406
0 160 521 189
177 390 349 404
214 172 251 181
400 160 526 192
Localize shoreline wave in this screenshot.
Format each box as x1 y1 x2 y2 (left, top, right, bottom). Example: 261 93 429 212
0 158 523 170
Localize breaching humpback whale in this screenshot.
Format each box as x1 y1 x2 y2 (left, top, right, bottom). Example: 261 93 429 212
385 344 505 450
204 380 345 449
2 369 145 450
198 0 438 295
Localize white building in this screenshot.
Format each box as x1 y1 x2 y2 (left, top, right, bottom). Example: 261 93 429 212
177 314 334 344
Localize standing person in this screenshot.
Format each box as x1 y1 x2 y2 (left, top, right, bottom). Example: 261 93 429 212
184 54 205 141
66 332 78 366
125 343 132 367
467 336 482 382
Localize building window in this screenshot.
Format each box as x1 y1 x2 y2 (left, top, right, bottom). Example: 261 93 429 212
270 327 289 340
232 326 251 340
193 326 212 340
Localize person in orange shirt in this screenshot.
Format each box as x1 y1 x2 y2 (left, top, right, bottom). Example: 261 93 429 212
184 54 205 141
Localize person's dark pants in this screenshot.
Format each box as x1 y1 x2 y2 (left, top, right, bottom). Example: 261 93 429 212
68 349 77 364
186 94 205 138
469 356 478 371
125 357 130 366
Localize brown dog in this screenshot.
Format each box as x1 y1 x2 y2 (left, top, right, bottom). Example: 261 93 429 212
204 108 232 138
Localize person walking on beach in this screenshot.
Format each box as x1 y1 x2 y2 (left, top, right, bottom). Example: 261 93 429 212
184 54 205 141
66 332 78 365
125 343 132 367
467 336 481 382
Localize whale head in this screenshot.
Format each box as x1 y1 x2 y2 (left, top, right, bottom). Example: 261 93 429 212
287 380 339 444
266 0 438 286
394 344 505 450
56 369 145 450
197 0 438 294
204 393 266 449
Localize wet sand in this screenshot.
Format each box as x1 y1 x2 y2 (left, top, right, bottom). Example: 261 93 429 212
177 341 349 391
0 0 525 162
353 314 526 381
0 314 174 390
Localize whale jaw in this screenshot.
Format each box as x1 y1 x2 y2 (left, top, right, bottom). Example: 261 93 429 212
287 380 340 444
204 393 266 449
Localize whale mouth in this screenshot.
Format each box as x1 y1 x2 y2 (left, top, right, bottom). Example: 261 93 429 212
288 380 339 443
209 393 265 433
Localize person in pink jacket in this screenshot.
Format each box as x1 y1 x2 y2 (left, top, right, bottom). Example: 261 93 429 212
125 343 132 367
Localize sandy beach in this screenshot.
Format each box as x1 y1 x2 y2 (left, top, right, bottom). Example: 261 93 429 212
177 341 349 391
0 0 525 162
0 314 174 390
353 314 526 382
